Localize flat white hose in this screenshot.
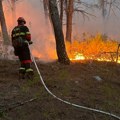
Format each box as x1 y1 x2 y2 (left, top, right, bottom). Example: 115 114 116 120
30 45 120 120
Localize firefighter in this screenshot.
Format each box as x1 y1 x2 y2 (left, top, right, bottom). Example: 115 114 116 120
11 17 33 79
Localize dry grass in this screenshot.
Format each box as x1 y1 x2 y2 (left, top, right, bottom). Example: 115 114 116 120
66 33 119 60
0 60 120 120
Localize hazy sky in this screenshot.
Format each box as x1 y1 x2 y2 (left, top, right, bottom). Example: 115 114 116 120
4 0 120 41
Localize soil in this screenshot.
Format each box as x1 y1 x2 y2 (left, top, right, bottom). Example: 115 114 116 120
0 59 120 120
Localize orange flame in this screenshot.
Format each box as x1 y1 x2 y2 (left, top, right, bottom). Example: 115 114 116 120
70 52 85 60
66 34 120 63
31 33 120 63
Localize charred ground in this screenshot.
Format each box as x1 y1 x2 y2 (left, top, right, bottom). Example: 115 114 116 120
0 59 120 120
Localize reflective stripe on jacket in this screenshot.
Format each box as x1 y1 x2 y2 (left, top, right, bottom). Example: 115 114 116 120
11 25 31 41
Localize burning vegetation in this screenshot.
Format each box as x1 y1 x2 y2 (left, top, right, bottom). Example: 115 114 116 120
1 0 120 64
31 33 120 63
66 33 119 63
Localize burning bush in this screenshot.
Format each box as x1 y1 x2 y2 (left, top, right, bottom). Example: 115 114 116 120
66 33 119 61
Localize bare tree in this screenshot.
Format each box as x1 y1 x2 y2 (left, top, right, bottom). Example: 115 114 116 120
98 0 120 18
59 0 64 25
49 0 70 65
43 0 49 21
0 0 10 45
66 0 74 43
11 0 16 24
59 0 95 43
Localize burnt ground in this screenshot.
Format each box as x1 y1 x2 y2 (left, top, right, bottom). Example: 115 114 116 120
0 59 120 120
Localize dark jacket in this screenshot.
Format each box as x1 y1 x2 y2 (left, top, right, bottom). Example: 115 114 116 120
11 25 31 44
11 25 32 64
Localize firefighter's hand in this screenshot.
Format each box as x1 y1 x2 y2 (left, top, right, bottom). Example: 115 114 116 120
24 41 29 45
29 41 33 45
24 41 33 45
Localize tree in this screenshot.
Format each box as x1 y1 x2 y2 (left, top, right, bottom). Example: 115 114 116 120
43 0 49 21
59 0 64 25
98 0 120 18
66 0 74 43
0 0 10 45
59 0 96 43
49 0 70 65
11 0 16 24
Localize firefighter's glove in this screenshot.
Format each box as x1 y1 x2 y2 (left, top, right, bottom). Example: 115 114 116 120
24 41 29 45
29 41 33 45
14 50 19 56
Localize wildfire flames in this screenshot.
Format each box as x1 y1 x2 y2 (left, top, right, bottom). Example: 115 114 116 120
3 1 120 63
2 0 120 64
70 52 85 60
66 34 120 63
31 34 120 64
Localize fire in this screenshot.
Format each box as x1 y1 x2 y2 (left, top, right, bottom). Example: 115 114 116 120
70 52 85 60
31 34 120 63
70 52 120 63
66 34 120 63
74 53 85 60
2 1 120 64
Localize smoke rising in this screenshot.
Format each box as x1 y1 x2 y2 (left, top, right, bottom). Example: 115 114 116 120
3 0 120 61
4 0 57 62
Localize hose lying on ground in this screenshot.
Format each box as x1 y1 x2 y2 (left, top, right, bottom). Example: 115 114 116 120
29 45 120 120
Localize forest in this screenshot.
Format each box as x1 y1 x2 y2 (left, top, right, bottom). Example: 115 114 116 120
0 0 120 120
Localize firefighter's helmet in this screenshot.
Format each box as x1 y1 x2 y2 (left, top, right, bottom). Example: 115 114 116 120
17 17 26 24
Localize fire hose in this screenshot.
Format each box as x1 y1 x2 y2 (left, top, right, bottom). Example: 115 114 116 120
29 45 120 120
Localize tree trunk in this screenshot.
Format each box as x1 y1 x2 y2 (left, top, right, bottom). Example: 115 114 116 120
60 0 64 26
0 0 10 45
11 0 16 25
66 0 74 43
49 0 70 65
43 0 49 20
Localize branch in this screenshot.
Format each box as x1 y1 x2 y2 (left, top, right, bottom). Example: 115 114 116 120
113 3 120 11
74 9 96 18
111 7 118 18
107 0 112 17
1 97 37 113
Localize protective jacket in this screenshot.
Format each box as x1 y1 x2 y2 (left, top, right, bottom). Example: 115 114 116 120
11 25 32 64
11 25 31 44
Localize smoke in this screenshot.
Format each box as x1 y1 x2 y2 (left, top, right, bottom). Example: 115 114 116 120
73 1 120 42
4 0 57 62
3 0 120 61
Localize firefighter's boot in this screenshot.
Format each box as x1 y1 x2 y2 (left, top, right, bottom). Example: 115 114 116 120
25 68 34 80
19 67 26 79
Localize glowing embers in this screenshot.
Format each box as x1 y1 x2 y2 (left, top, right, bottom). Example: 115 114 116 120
69 51 120 64
70 52 85 60
66 34 120 63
